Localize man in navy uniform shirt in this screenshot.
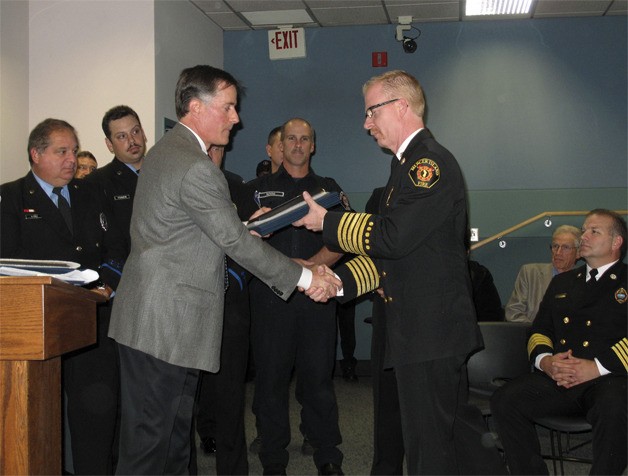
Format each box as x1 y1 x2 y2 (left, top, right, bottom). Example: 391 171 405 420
245 118 346 476
86 105 147 257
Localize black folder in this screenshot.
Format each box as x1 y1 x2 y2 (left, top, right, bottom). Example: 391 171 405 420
245 190 341 235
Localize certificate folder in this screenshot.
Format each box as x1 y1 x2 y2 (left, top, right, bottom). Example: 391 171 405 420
245 190 341 236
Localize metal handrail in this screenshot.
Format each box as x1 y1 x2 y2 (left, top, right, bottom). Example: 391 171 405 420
470 210 628 251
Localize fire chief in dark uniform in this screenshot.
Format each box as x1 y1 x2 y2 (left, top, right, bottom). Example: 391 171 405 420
491 209 627 475
0 118 126 474
294 70 505 475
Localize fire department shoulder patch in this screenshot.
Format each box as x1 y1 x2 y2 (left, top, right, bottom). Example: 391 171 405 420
409 158 440 188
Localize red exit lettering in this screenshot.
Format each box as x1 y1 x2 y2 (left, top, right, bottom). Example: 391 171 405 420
274 30 298 50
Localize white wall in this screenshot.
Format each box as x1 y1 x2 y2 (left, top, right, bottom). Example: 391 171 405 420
154 0 223 140
27 0 155 176
0 0 223 184
0 0 30 182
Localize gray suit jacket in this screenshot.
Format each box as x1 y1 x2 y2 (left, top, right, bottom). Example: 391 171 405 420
108 123 301 372
504 263 554 323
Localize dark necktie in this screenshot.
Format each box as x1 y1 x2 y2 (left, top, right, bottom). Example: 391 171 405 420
53 187 73 234
587 268 598 286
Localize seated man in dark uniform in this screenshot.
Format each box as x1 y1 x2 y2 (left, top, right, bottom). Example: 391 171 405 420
491 208 627 475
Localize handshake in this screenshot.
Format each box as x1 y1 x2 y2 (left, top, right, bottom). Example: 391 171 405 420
296 261 342 303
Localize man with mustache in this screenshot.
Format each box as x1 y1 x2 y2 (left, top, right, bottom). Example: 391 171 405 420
244 117 347 476
87 105 147 258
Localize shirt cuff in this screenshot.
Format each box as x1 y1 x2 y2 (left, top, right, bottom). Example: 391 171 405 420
298 267 313 290
594 358 611 376
535 352 552 370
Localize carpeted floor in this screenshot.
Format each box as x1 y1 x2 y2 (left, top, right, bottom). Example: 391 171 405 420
195 366 598 476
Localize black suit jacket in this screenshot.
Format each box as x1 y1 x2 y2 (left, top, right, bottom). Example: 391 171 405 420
86 157 139 257
326 129 482 367
529 261 628 373
0 171 126 288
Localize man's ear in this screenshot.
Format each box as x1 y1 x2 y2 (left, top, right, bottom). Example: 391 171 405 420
30 148 40 164
611 234 624 253
189 97 203 116
105 137 114 154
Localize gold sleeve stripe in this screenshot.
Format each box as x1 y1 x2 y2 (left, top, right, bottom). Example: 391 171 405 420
528 333 553 358
337 213 373 255
346 255 379 296
611 338 628 372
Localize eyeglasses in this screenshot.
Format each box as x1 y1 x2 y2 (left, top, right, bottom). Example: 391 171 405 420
550 244 577 253
365 98 399 118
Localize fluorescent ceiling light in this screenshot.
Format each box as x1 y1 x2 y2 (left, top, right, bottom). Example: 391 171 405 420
466 0 533 16
242 9 313 26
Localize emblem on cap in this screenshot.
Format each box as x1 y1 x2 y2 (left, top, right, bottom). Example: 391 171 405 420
615 288 627 304
409 158 440 188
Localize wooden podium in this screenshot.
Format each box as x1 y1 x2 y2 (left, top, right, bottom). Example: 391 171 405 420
0 276 104 475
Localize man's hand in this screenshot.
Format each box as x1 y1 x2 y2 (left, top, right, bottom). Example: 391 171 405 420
91 284 112 301
304 264 342 302
248 207 272 238
292 191 327 232
540 350 600 388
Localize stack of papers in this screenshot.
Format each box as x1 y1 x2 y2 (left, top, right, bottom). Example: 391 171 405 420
0 259 99 285
245 190 342 236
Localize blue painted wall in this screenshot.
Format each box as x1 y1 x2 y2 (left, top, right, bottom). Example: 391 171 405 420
223 16 627 360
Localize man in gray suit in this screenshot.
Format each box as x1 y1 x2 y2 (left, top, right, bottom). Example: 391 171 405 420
505 225 581 322
108 65 340 475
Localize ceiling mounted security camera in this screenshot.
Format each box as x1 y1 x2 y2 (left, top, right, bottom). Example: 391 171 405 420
402 37 417 54
395 17 421 54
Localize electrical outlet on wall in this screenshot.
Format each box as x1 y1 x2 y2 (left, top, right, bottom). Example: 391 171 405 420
470 228 479 242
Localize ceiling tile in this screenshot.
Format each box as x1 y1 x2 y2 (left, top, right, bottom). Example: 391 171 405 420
387 2 461 22
310 6 389 26
534 0 611 17
205 11 251 29
607 0 628 14
225 0 307 12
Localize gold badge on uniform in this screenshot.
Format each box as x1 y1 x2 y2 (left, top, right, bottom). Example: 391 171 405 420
409 158 440 189
615 288 627 304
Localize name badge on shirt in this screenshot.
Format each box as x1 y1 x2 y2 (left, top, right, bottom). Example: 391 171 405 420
23 208 41 220
257 191 285 199
114 194 131 201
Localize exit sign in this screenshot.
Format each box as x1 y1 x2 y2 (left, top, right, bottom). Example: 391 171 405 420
268 28 306 60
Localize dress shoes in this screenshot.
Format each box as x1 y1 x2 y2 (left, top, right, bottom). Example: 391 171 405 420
262 466 287 475
341 366 358 383
200 436 216 455
318 462 344 475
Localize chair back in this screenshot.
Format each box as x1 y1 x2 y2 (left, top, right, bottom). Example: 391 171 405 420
467 321 531 396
